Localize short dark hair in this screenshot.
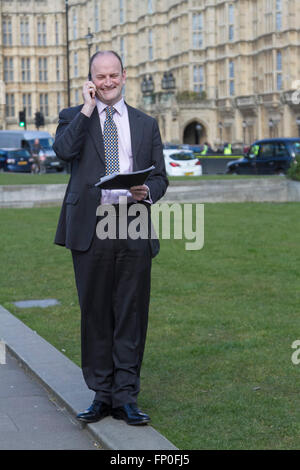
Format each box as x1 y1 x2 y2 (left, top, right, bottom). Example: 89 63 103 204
88 50 124 78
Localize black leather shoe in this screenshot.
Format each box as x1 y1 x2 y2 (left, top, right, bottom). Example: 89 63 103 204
76 401 111 423
112 403 150 425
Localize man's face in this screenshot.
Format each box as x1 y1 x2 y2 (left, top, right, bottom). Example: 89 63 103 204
91 53 126 106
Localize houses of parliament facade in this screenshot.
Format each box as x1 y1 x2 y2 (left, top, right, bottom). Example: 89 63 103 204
1 0 300 148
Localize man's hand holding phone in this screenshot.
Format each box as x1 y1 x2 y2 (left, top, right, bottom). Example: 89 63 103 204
81 80 97 118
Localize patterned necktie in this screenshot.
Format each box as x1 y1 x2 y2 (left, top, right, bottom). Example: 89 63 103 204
103 106 120 175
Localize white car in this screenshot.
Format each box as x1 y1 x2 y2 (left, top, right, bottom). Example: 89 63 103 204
163 149 202 176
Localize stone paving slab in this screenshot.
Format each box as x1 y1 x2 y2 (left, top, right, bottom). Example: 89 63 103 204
13 299 60 308
0 304 177 450
0 352 99 450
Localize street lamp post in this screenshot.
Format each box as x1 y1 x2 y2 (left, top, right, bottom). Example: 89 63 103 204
85 28 94 62
242 120 247 147
195 123 202 145
218 121 223 148
269 118 274 138
65 0 70 107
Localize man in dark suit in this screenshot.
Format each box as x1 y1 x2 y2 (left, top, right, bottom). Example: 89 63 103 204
53 50 168 425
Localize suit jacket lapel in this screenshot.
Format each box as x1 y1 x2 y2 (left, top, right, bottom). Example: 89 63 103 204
87 107 106 165
127 103 144 171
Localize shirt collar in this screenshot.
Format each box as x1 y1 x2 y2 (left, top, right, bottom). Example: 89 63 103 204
96 97 125 116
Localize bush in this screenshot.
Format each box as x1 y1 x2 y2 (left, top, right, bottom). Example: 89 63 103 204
287 154 300 181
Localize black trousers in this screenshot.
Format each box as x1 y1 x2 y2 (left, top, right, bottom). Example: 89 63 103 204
71 211 152 408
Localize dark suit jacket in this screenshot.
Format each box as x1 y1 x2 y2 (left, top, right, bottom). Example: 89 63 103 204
53 102 169 255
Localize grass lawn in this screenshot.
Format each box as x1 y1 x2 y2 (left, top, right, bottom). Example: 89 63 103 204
0 171 281 185
0 202 300 449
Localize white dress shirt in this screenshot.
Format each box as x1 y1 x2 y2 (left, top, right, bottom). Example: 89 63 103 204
96 97 135 205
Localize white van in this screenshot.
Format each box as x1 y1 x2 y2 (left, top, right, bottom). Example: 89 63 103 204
0 130 65 172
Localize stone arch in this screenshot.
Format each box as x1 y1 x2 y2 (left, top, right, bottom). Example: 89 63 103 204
182 120 207 145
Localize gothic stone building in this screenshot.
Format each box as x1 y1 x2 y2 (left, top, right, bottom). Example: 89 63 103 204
1 0 300 148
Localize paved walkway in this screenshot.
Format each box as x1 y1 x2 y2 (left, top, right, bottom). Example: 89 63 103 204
0 350 99 450
0 304 177 451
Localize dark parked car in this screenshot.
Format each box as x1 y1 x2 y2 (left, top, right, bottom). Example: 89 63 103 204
226 138 300 175
0 148 33 173
0 131 66 173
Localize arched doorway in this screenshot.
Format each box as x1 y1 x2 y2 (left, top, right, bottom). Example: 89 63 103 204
183 121 207 145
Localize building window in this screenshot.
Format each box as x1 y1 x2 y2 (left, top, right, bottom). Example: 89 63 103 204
5 94 15 117
228 4 234 41
22 94 32 117
193 65 204 93
55 21 59 45
94 2 100 32
37 20 47 46
229 60 235 96
72 10 77 40
57 92 61 114
38 57 48 81
148 0 153 14
148 29 153 60
276 0 282 31
4 57 14 82
276 12 282 31
20 18 30 46
120 37 125 64
39 94 49 116
192 13 203 48
2 18 12 46
21 58 31 82
120 0 124 24
276 51 282 90
56 57 60 81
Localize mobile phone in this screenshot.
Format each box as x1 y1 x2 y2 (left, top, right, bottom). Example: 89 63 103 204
88 72 94 98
